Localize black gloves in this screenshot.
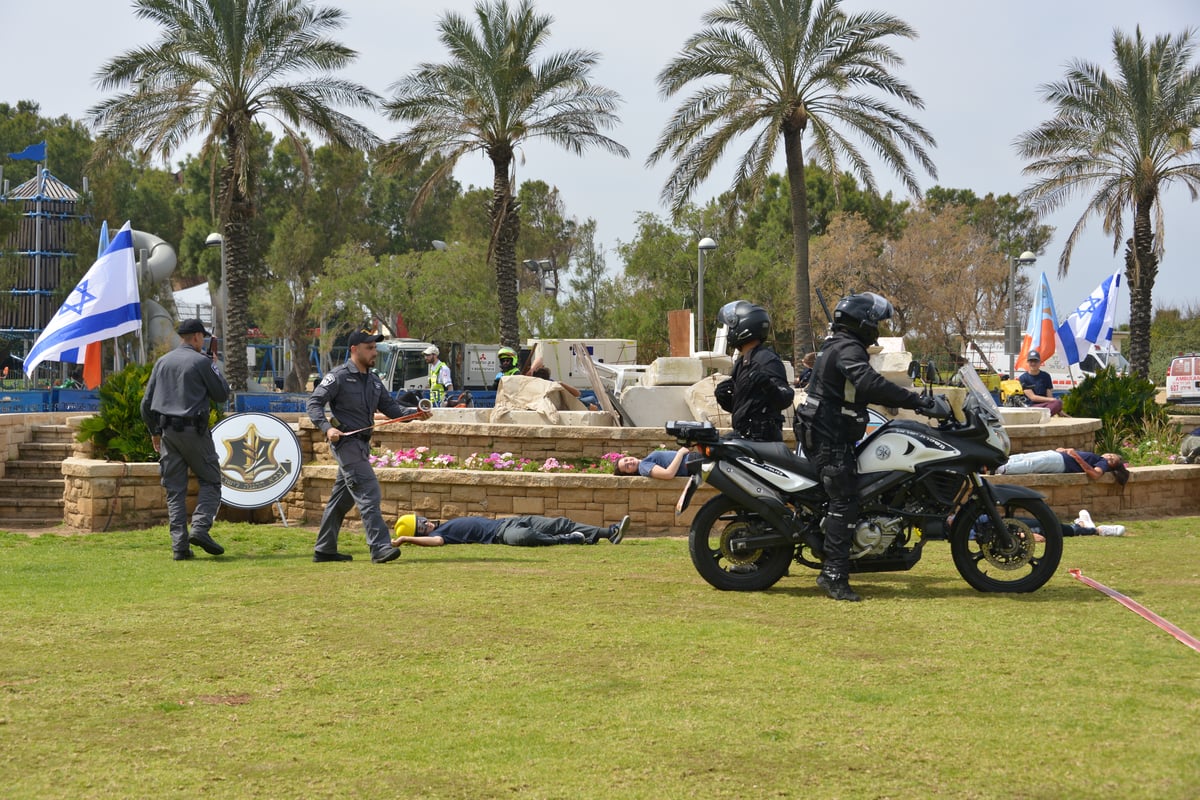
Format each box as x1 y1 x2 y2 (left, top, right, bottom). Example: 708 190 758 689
915 394 953 420
715 378 734 411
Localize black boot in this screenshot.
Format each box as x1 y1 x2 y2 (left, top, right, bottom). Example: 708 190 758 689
817 571 861 602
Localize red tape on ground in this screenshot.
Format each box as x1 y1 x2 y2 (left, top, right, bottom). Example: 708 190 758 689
1069 569 1200 654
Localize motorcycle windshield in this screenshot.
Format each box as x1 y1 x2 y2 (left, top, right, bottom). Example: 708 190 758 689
957 364 998 414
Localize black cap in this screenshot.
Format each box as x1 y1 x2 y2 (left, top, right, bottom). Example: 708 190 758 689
1026 349 1041 362
348 330 385 347
177 319 209 336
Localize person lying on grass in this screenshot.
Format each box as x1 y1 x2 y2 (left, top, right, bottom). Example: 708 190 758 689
392 513 628 548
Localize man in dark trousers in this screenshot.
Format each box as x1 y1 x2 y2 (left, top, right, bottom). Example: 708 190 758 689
307 330 428 564
392 512 629 547
713 300 795 442
141 318 230 560
798 292 950 601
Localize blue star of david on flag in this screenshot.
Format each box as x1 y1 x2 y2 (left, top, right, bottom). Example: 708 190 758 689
59 280 97 317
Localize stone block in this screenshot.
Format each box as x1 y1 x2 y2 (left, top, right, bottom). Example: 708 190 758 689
511 496 545 515
641 357 704 387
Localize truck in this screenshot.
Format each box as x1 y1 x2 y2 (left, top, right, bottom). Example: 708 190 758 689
1166 353 1200 405
373 337 638 396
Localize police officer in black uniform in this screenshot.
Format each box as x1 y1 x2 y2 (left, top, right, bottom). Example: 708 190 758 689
141 318 230 560
713 301 795 442
798 292 951 601
307 330 425 563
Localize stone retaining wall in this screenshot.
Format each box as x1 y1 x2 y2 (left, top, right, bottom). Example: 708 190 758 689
58 454 1200 534
0 412 77 478
290 414 1103 466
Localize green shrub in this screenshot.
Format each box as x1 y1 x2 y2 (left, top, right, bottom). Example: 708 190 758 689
1063 366 1166 455
77 363 157 462
76 363 225 462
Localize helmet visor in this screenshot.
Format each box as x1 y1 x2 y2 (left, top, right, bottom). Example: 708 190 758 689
859 292 893 323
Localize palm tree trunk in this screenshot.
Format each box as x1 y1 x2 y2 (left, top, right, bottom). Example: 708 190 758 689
490 148 520 349
219 128 254 395
783 127 813 368
1124 198 1159 380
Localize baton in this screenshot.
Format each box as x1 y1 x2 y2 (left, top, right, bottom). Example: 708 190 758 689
338 399 433 437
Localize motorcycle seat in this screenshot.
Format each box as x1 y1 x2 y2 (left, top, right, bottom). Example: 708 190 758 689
724 438 811 473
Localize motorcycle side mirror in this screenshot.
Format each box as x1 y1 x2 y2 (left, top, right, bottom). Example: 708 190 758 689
906 360 922 380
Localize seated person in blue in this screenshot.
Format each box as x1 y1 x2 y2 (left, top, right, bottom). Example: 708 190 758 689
1018 349 1062 416
392 512 629 548
615 447 691 480
996 448 1129 484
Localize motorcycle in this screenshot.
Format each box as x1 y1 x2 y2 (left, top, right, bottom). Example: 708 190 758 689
667 364 1062 593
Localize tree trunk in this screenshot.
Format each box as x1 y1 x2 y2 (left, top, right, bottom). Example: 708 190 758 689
490 148 520 349
783 127 813 368
1124 197 1159 380
285 329 312 393
219 152 253 396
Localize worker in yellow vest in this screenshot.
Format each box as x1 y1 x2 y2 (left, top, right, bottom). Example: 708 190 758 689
493 346 521 390
423 345 453 406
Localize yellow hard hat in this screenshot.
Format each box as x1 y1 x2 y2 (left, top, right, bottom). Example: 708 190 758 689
395 514 417 537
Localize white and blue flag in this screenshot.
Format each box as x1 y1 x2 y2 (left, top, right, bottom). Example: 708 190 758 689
24 221 142 375
1057 269 1122 366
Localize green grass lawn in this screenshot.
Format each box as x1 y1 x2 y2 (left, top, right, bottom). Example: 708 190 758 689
2 520 1198 799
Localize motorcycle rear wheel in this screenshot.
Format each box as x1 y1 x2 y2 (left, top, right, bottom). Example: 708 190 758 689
950 496 1063 592
688 496 793 591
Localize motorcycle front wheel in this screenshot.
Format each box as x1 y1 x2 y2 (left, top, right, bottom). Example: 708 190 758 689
688 495 793 591
950 496 1063 592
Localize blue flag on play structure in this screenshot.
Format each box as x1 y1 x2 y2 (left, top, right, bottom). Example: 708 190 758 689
7 141 46 161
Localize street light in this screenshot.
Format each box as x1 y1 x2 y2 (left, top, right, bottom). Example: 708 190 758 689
697 237 718 352
1006 250 1037 376
204 232 227 343
521 258 558 298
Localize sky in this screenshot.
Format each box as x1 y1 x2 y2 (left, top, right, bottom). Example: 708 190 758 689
4 0 1199 330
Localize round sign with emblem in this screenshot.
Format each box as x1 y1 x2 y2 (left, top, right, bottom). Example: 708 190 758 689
210 412 303 508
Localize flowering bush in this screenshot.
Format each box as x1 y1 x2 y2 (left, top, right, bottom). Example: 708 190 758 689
369 447 628 474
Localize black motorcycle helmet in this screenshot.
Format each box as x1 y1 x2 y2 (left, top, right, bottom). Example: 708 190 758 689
833 292 893 345
717 300 771 346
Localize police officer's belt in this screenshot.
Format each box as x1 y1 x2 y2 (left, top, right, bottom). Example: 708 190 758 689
160 414 207 432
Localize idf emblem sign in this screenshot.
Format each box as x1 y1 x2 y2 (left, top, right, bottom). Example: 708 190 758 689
210 413 302 508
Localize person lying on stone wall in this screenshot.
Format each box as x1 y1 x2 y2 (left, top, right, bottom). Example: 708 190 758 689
391 512 629 548
995 448 1130 485
615 447 693 480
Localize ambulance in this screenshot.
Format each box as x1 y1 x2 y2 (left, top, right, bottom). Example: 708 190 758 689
1166 354 1200 405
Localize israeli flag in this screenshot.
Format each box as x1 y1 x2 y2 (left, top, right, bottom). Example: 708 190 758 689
1057 270 1122 366
24 221 142 375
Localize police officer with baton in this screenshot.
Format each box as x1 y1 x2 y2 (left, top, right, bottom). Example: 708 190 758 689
307 330 427 563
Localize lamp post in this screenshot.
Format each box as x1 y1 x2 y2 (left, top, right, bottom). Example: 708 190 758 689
521 258 558 298
204 232 227 343
697 237 718 351
1006 250 1037 375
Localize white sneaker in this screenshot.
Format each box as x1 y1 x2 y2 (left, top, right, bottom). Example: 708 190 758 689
1097 524 1125 536
1074 510 1095 529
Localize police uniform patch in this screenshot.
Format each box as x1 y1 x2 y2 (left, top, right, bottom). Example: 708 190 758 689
320 373 336 387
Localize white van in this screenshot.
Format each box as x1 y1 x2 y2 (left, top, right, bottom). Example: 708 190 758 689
1166 354 1200 405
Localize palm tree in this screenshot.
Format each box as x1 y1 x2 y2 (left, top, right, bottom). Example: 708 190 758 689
649 0 936 365
90 0 379 392
382 0 628 350
1016 27 1200 379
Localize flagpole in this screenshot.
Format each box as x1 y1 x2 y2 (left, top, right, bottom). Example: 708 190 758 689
33 165 45 332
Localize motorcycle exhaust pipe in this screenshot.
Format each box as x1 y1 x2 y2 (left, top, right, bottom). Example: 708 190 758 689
706 460 797 549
